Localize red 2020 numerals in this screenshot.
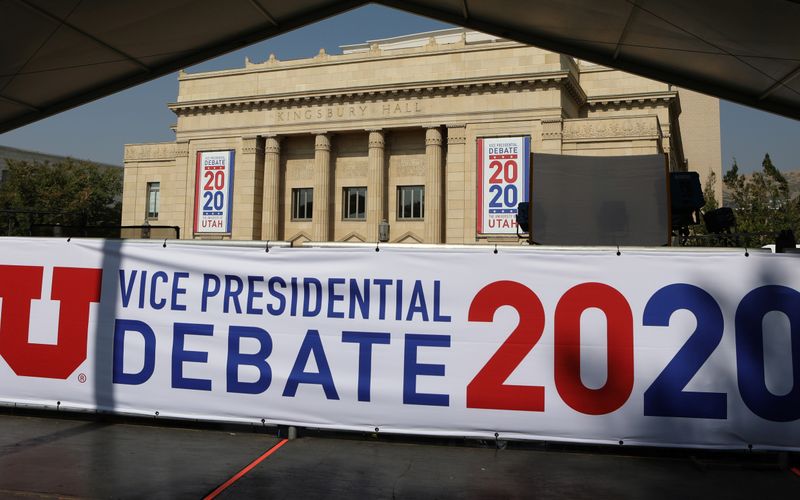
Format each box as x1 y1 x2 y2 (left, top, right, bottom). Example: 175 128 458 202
554 283 634 415
467 280 546 411
467 281 634 415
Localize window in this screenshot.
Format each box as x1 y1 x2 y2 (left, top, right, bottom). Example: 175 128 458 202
292 188 313 220
146 182 160 220
343 186 366 220
397 185 424 220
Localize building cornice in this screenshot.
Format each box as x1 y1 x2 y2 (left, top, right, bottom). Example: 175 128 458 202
173 106 566 141
124 142 176 162
563 73 587 105
169 72 580 116
586 91 678 109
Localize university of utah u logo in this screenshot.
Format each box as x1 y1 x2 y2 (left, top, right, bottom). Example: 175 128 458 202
0 265 102 379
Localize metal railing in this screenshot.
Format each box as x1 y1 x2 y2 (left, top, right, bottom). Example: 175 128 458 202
1 209 179 239
29 224 180 239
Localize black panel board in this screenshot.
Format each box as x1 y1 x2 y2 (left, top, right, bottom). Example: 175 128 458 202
531 153 669 246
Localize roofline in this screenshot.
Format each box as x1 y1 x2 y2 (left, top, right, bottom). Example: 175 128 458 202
339 26 470 50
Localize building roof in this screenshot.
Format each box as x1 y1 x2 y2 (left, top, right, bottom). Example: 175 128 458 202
339 27 502 53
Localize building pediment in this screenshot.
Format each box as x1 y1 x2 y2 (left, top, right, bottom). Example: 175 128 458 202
339 231 367 243
393 231 423 244
288 231 313 245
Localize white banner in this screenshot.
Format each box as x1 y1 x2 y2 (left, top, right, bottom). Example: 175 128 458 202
194 150 234 234
477 136 530 235
1 238 799 450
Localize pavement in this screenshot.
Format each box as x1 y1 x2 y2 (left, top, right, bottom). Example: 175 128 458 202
0 412 796 499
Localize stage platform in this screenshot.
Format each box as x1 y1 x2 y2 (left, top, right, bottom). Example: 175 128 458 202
0 412 796 499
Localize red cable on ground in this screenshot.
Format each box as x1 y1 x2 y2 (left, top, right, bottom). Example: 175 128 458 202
791 466 800 477
204 438 289 499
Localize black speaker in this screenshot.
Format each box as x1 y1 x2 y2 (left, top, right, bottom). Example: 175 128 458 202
704 207 736 234
670 172 704 211
776 229 797 253
670 172 704 228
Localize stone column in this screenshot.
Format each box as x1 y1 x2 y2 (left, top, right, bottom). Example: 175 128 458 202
175 142 202 240
424 127 443 243
261 135 281 241
445 125 467 244
312 133 331 241
231 136 265 240
172 141 190 238
366 129 386 242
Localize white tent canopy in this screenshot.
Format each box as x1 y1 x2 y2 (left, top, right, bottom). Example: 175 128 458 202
1 0 798 133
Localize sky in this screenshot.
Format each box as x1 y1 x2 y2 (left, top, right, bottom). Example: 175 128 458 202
1 4 798 174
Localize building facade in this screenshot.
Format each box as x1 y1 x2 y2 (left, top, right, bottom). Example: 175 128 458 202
122 28 721 244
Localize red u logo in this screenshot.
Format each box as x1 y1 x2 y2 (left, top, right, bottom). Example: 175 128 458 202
0 265 102 379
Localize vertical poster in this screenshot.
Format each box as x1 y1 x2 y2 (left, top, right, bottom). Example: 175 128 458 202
477 136 530 235
194 150 235 234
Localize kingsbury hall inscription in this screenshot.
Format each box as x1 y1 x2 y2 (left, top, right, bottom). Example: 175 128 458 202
276 100 423 123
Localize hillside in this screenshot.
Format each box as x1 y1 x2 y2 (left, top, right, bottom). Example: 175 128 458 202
0 145 120 181
722 169 800 206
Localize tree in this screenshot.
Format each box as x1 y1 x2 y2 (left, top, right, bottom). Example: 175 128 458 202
0 159 122 236
702 170 719 213
721 154 799 247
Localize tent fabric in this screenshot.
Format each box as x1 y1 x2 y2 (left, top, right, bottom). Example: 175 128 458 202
1 0 798 133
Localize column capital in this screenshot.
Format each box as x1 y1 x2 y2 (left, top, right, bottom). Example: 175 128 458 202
264 135 281 154
314 133 331 151
242 137 264 155
541 117 563 140
446 127 466 145
175 141 190 157
242 136 264 155
368 129 385 149
425 126 443 146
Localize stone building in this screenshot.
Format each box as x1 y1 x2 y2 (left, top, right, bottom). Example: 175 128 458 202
122 28 721 244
